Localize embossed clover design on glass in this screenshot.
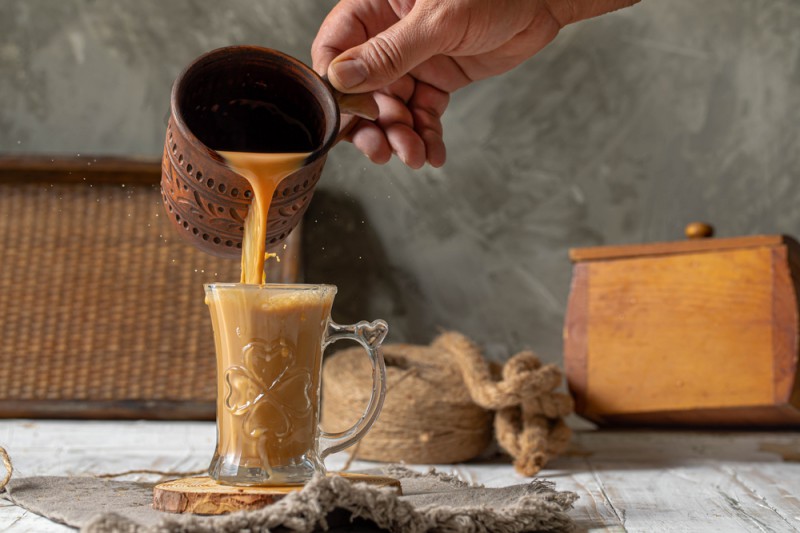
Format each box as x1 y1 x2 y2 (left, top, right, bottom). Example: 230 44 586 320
224 339 313 449
205 283 387 485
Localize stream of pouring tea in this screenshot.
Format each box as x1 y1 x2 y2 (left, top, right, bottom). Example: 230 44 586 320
218 151 310 285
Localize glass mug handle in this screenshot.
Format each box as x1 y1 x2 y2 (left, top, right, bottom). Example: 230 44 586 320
319 319 388 459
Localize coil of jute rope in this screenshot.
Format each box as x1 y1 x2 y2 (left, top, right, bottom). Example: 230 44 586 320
322 331 574 476
0 446 12 491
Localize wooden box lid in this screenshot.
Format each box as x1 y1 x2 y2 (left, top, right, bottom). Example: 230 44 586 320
570 223 798 263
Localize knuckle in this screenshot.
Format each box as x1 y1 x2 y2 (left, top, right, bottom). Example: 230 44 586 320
413 109 443 135
364 33 406 79
563 0 579 24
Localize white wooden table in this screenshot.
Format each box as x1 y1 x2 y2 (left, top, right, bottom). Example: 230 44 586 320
0 420 798 532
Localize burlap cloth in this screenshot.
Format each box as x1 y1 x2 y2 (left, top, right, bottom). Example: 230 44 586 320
3 466 577 532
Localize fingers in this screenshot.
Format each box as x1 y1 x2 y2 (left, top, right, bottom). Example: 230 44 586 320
409 83 449 167
327 7 445 93
345 78 449 168
348 121 392 164
311 0 396 75
350 121 430 169
372 90 425 168
312 0 451 167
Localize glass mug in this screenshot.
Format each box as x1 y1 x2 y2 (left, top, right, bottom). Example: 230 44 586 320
204 283 387 485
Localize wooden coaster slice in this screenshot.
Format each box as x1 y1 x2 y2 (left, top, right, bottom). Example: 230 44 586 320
153 473 402 515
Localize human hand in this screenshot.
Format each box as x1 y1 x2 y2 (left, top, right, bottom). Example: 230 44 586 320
312 0 639 168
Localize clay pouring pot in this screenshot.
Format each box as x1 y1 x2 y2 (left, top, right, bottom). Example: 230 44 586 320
161 45 377 258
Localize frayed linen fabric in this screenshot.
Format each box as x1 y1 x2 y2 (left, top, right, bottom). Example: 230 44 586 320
4 465 577 532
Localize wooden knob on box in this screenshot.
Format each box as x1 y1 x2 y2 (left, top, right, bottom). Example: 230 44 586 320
685 222 714 239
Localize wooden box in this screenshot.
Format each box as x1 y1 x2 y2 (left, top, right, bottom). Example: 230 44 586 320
564 227 800 426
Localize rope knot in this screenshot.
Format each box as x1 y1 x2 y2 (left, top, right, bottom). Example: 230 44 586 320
322 331 573 475
434 332 573 475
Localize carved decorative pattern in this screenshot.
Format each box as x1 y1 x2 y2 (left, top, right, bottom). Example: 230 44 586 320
160 118 324 259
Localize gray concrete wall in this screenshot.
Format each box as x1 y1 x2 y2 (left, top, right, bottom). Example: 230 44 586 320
3 0 800 362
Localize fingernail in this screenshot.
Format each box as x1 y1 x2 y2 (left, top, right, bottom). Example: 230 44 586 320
397 151 409 166
330 59 367 90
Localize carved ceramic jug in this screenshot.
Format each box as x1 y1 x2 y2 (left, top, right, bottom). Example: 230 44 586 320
161 45 374 258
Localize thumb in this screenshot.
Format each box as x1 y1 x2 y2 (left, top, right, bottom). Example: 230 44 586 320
328 12 442 93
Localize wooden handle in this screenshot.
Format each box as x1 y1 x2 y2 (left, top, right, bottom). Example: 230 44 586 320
335 115 360 145
685 222 714 239
335 91 379 121
322 74 379 121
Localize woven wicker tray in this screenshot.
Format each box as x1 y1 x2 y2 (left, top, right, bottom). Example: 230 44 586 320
0 156 298 419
